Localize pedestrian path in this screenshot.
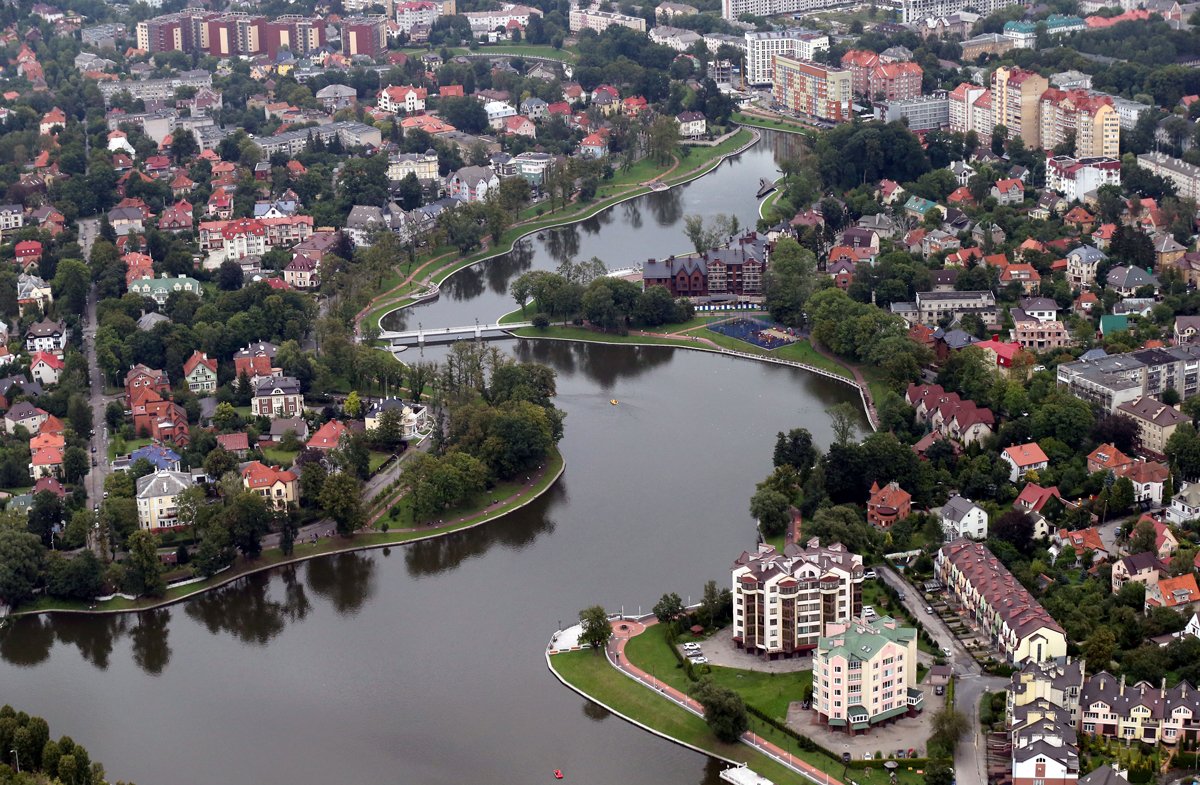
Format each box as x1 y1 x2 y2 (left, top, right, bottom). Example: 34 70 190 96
606 617 842 785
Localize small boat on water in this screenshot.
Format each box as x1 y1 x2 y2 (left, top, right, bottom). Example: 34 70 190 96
610 399 619 406
554 770 564 779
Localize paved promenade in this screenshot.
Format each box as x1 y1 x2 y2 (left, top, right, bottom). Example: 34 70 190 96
606 617 842 785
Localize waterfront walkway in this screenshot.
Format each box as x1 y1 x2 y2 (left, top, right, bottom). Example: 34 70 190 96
606 617 841 785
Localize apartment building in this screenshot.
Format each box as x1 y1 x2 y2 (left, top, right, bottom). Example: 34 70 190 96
1046 156 1121 201
731 540 864 659
771 54 851 122
395 1 441 33
1008 659 1085 725
948 82 985 134
463 4 540 32
388 151 439 183
876 93 949 131
1080 672 1200 746
1138 152 1200 201
341 16 388 57
869 61 923 101
913 290 998 327
721 0 846 22
568 7 646 32
891 0 1021 25
991 67 1049 149
745 30 829 86
937 540 1067 664
813 617 922 734
136 469 193 530
1058 345 1200 413
905 383 996 445
1011 316 1074 352
253 122 382 156
1039 90 1119 158
841 49 878 96
1116 396 1187 458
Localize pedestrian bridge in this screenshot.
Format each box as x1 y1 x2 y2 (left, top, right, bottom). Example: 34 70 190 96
380 322 533 346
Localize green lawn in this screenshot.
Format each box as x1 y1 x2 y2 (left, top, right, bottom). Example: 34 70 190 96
691 328 854 380
550 650 811 785
261 447 299 467
368 451 393 474
108 437 152 461
624 624 810 722
733 112 816 137
509 325 698 347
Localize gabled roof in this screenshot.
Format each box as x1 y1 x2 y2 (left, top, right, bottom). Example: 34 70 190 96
1004 442 1049 467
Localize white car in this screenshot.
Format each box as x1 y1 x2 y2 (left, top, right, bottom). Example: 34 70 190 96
689 656 708 664
682 643 701 652
864 569 877 579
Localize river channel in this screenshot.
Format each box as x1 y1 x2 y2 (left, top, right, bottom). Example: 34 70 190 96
0 131 867 785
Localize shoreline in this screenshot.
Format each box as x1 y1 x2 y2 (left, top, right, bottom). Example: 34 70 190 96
8 449 565 620
505 326 879 432
364 128 762 335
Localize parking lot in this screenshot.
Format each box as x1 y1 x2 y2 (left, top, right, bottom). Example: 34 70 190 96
682 627 816 673
786 683 941 759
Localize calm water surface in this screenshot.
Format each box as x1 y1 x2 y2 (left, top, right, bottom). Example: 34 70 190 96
0 132 863 785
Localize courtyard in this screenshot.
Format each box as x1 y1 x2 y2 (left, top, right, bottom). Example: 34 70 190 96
785 681 942 759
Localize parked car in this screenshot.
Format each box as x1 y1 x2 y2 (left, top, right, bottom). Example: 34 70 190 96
864 569 877 579
689 656 708 664
935 685 945 696
863 606 877 618
924 605 933 613
841 752 851 764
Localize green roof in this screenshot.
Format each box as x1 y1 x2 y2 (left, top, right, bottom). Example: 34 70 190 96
1099 314 1129 335
818 616 916 662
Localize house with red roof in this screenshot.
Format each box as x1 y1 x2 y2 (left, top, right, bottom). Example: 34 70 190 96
1002 442 1049 481
158 200 194 233
974 336 1029 377
1087 443 1135 475
991 178 1024 205
580 133 608 158
29 351 63 385
622 95 648 115
503 115 536 137
999 263 1040 295
169 171 195 198
241 460 298 509
215 431 250 456
947 186 974 205
307 419 349 451
867 480 911 528
14 240 42 270
38 106 65 136
1146 573 1200 613
1054 527 1108 564
378 85 427 114
1015 482 1062 514
183 350 218 394
1063 205 1095 231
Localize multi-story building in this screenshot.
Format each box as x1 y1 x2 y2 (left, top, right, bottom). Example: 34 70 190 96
991 67 1049 149
905 383 996 445
1008 659 1085 725
642 231 769 299
1011 316 1074 352
1059 345 1200 412
841 49 879 97
568 7 646 32
1138 152 1200 201
937 540 1068 664
721 0 847 21
1080 672 1200 746
745 30 828 86
1116 396 1187 458
913 290 998 327
732 540 864 659
136 469 193 530
1046 156 1121 201
939 495 988 539
464 4 540 32
772 54 851 122
388 151 440 183
253 122 382 156
264 15 325 56
252 376 305 418
813 617 922 734
395 1 441 32
948 82 986 134
128 274 203 306
378 85 427 114
959 32 1015 59
869 61 923 101
1039 90 1119 158
876 93 948 131
891 0 1020 24
82 22 126 47
241 461 298 510
341 16 387 57
182 351 218 394
135 10 213 53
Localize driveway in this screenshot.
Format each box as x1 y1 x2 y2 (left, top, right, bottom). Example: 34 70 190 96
786 686 939 760
687 627 814 673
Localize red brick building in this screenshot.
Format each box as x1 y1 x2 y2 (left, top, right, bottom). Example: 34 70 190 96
867 481 911 528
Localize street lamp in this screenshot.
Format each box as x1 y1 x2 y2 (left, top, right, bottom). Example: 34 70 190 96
11 748 18 773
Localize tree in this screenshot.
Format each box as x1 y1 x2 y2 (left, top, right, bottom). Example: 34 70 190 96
124 529 166 597
226 492 270 559
774 428 817 478
653 592 684 623
646 115 680 165
320 471 364 536
682 214 732 254
578 605 613 650
45 551 103 601
750 487 791 537
925 760 955 785
1083 626 1117 672
51 258 90 315
992 510 1036 554
763 238 816 327
828 402 859 447
217 259 244 291
344 391 363 418
0 529 45 606
928 706 969 757
694 680 749 743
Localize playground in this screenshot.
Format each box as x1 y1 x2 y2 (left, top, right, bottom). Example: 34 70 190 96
707 317 801 351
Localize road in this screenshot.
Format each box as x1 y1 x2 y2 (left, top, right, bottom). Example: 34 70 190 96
81 286 115 554
878 566 1007 785
77 217 99 262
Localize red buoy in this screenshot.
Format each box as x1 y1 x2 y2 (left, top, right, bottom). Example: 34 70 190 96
554 770 564 780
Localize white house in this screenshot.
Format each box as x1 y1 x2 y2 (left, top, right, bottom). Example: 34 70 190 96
1168 483 1200 525
675 110 707 138
485 100 517 129
135 469 193 530
1002 443 1050 482
446 166 499 202
377 85 427 114
939 495 988 540
29 351 63 386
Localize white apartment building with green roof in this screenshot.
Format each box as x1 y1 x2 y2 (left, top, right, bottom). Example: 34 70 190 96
813 617 923 734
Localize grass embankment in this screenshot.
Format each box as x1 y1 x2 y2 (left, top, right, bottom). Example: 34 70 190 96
16 449 564 617
733 112 817 137
622 625 923 785
509 325 698 348
760 188 783 219
550 650 812 785
359 130 754 334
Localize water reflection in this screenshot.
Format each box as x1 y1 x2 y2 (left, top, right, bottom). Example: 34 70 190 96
646 187 684 227
582 698 611 722
0 615 56 667
404 483 560 577
129 610 171 676
185 567 311 644
512 340 675 388
305 553 376 616
622 200 643 231
51 614 125 670
545 225 580 263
